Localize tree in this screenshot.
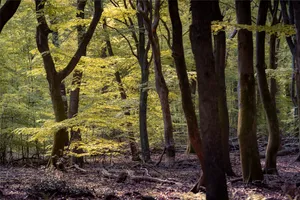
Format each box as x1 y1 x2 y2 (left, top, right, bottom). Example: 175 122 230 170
190 0 228 198
213 1 235 176
236 0 263 182
137 0 151 162
34 0 103 167
0 0 21 33
68 0 88 167
103 19 140 161
168 0 205 184
292 1 300 162
138 0 175 165
256 0 281 174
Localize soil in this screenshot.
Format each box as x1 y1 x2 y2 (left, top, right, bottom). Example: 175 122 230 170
0 144 300 199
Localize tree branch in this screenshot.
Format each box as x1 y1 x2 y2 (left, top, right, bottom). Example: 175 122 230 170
0 0 21 33
152 0 161 31
35 0 57 77
105 23 138 58
160 18 171 49
58 0 103 81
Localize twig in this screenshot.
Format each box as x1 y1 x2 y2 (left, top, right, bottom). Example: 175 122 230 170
155 148 166 166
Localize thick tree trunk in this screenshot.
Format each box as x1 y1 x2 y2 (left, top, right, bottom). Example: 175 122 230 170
190 1 228 198
213 3 235 177
67 0 87 167
256 0 280 174
137 1 151 162
49 78 69 167
236 0 264 182
293 1 300 162
0 0 21 33
168 0 205 183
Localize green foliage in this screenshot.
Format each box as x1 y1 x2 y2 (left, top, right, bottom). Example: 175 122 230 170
0 0 298 163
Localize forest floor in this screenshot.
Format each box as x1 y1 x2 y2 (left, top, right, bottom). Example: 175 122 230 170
0 137 300 200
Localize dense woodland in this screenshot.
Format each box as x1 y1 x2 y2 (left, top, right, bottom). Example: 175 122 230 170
0 0 300 199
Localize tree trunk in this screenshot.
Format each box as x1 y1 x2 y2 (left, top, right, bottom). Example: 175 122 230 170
68 0 87 167
292 1 300 162
140 0 175 166
213 3 235 177
190 1 228 198
269 36 280 105
236 0 264 182
137 0 151 162
256 0 281 174
168 0 205 182
104 20 140 161
0 0 21 33
35 0 102 167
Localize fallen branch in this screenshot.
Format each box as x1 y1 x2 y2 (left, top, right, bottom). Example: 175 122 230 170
101 169 182 185
260 148 299 158
155 148 166 166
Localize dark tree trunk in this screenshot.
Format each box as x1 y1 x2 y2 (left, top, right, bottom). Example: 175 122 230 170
104 20 140 161
213 2 235 177
190 0 228 199
269 0 280 106
256 0 281 174
292 1 300 162
139 0 175 165
68 0 87 167
235 0 264 182
35 0 102 168
168 0 205 182
0 0 21 33
137 0 151 162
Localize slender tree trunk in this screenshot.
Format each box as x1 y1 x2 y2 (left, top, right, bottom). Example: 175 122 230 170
137 0 151 162
168 0 205 185
68 0 87 167
213 3 235 177
269 36 280 104
190 1 228 198
236 0 264 182
292 1 300 162
140 0 175 165
256 0 281 174
104 20 140 161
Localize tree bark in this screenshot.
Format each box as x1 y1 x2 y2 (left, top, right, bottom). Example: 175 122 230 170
168 0 205 183
190 1 228 199
292 1 300 162
67 0 88 167
213 2 235 177
255 0 281 174
137 0 151 162
139 0 175 166
236 0 264 182
0 0 21 33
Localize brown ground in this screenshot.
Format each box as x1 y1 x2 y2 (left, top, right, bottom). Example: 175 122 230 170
0 148 300 199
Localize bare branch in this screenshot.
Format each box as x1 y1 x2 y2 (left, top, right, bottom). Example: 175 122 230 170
129 0 136 9
110 0 119 7
152 0 161 31
160 18 171 49
105 23 138 58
